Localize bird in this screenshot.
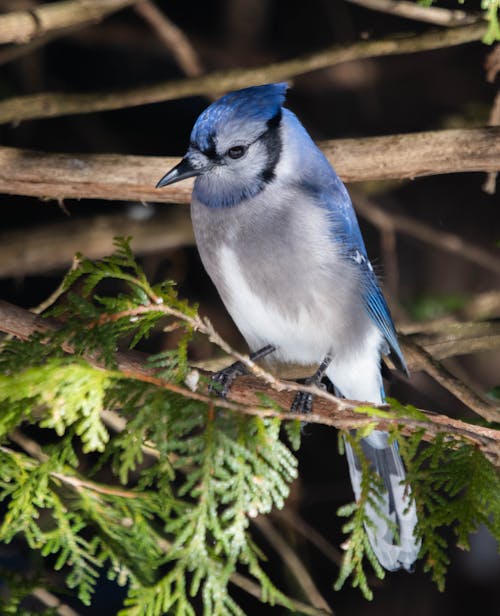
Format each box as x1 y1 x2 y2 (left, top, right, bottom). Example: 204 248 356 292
156 83 420 572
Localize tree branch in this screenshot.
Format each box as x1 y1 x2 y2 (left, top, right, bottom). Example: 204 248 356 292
352 190 500 275
134 1 204 77
0 126 498 206
0 23 487 124
1 298 499 461
0 0 139 45
345 0 479 27
0 206 194 277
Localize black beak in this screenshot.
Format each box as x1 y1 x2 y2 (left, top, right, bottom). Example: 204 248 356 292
156 157 201 188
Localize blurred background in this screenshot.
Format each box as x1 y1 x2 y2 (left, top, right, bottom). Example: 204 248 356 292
0 0 499 614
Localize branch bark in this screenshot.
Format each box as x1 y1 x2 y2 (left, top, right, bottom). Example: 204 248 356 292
1 298 499 461
0 126 498 205
0 0 138 45
0 23 487 124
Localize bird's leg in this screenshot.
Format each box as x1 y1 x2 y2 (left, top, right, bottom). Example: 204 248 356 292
209 344 276 397
290 353 333 414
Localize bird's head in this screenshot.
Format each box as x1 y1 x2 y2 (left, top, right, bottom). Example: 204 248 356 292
156 83 288 207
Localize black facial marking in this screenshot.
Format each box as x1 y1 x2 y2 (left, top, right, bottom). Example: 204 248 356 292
201 132 218 160
259 109 282 183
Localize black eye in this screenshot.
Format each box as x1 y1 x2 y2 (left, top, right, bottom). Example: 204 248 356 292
227 145 247 159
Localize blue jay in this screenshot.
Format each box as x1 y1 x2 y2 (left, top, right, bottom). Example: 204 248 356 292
156 83 420 572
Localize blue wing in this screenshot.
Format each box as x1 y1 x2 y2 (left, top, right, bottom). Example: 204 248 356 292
363 273 408 374
312 167 408 374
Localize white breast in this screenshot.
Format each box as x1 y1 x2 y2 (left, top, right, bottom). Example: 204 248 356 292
217 244 333 364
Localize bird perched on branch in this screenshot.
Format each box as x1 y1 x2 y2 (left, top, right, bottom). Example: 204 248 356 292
156 83 420 572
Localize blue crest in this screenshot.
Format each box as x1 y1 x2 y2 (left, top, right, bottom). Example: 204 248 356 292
191 83 288 152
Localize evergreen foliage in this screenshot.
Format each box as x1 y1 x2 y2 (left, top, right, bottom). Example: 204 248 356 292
0 238 499 613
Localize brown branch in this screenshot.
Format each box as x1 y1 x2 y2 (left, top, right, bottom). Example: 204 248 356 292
0 206 193 278
0 0 139 45
400 335 499 423
345 0 479 27
134 1 204 77
403 320 500 359
0 22 487 124
483 90 500 194
352 190 500 276
1 298 499 461
0 126 498 206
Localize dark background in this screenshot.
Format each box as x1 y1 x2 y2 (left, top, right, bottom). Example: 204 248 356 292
0 0 499 614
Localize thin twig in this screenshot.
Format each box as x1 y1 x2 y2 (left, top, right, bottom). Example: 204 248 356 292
0 22 487 124
271 509 343 567
31 256 80 314
352 190 500 276
253 516 333 614
134 1 203 77
6 432 143 498
345 0 479 27
228 571 331 616
0 127 499 206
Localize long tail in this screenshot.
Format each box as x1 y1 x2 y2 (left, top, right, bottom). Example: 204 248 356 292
344 429 420 571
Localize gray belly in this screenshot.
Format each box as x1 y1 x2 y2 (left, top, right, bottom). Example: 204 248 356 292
190 194 373 364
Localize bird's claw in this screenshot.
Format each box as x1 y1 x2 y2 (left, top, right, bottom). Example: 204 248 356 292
290 390 314 414
290 378 328 414
209 361 246 397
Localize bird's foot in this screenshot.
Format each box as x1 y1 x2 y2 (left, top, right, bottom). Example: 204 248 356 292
290 387 314 414
290 377 328 414
209 361 247 397
290 353 333 415
209 344 276 398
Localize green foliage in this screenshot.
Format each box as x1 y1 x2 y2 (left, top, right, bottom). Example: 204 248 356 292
403 293 467 322
398 431 500 590
334 434 385 600
1 237 499 612
334 419 500 599
0 239 298 614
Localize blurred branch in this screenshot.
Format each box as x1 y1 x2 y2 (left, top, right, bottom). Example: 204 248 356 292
134 1 204 77
271 509 343 567
0 0 138 45
352 190 500 276
400 334 499 423
0 22 487 124
1 299 499 455
30 587 81 616
252 516 333 614
0 207 193 277
462 290 500 320
0 126 498 204
404 320 500 360
345 0 479 27
483 92 500 193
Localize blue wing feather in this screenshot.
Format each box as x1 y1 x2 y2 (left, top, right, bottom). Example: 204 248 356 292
311 162 407 374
